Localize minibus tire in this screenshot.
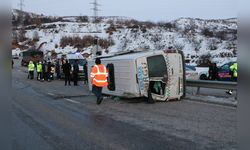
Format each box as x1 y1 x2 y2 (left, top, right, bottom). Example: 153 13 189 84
147 89 155 104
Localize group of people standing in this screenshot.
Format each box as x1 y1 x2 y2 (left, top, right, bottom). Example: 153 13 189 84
28 60 55 81
27 58 109 105
27 59 88 87
61 60 80 86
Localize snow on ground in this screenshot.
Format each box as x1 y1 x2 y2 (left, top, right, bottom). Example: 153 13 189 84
13 10 237 66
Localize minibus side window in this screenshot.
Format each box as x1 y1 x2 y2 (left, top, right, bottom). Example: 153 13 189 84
107 63 115 91
147 55 167 78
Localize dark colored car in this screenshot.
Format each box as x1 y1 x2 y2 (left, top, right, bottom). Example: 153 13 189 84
218 62 236 81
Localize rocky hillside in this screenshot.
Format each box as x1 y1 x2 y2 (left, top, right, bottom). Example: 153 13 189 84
12 9 237 66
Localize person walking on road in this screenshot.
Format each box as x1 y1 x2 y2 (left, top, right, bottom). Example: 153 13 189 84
28 61 35 80
90 58 108 105
73 60 79 86
36 61 42 81
226 62 237 95
62 60 72 86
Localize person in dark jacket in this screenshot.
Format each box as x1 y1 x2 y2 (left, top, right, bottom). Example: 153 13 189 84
41 61 46 81
73 60 79 86
208 62 219 80
62 60 72 86
83 62 88 84
47 62 52 82
55 60 61 80
212 63 219 80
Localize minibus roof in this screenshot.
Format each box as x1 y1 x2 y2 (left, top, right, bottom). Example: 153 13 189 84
100 50 163 61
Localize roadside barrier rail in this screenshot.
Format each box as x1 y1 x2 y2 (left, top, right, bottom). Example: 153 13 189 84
186 79 237 95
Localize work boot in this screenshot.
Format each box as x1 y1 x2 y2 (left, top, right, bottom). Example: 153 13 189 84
97 97 103 105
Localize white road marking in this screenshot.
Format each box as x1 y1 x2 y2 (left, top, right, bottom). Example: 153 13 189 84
64 98 80 104
48 93 55 96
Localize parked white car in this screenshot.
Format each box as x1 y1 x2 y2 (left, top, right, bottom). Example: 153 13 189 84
185 66 199 80
195 67 209 80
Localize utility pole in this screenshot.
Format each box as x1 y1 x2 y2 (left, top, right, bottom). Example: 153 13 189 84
18 0 24 11
18 0 26 42
90 0 101 56
91 0 101 24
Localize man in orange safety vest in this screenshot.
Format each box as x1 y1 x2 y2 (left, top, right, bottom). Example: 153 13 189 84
91 58 108 105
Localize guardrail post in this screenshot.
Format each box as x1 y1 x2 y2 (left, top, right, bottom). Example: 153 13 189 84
196 87 200 95
191 87 196 95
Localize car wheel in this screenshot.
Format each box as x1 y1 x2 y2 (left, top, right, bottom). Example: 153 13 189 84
200 74 207 80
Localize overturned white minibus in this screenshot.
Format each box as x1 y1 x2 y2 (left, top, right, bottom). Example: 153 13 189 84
88 49 186 103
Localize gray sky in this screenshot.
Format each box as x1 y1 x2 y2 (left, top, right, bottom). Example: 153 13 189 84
11 0 237 21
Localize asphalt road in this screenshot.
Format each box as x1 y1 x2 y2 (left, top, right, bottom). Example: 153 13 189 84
12 59 237 150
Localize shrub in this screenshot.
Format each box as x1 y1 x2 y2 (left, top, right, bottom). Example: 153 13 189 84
197 53 212 66
77 16 89 22
60 35 114 49
214 31 227 40
106 24 117 34
202 28 214 37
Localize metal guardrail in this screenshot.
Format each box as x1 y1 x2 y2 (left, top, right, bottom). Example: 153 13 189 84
186 79 237 95
186 80 237 90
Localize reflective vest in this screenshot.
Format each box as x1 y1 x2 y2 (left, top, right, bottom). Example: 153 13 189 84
28 63 35 71
230 63 237 77
37 64 42 73
91 64 108 87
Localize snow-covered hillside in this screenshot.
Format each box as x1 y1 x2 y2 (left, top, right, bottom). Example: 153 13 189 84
12 9 237 66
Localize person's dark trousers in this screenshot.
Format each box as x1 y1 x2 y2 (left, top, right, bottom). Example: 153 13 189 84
65 74 71 85
73 73 78 86
37 72 42 80
43 72 48 81
57 73 61 80
84 78 88 84
47 73 51 82
92 85 103 104
84 75 88 84
29 71 34 79
232 77 237 82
